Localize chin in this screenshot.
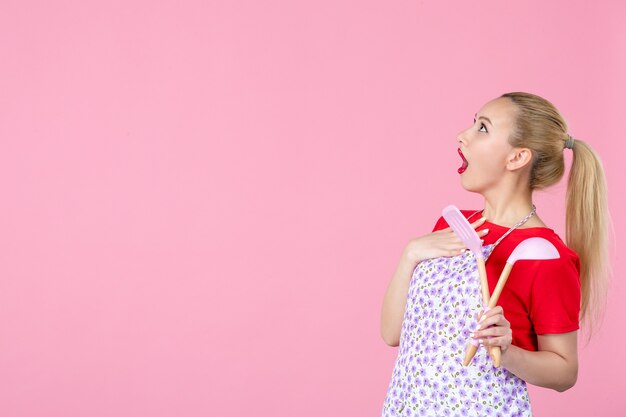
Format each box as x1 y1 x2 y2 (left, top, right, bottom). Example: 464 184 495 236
460 177 484 194
459 176 475 192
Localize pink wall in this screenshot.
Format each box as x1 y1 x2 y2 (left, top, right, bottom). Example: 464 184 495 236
1 1 624 416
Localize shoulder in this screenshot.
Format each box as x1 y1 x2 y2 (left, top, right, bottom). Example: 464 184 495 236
517 230 582 333
488 227 581 295
518 228 580 272
432 209 481 232
489 223 579 264
506 229 581 297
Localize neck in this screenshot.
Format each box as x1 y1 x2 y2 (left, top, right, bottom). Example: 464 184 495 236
481 180 535 227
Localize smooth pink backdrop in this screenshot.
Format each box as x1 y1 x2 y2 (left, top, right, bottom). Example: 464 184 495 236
1 1 625 416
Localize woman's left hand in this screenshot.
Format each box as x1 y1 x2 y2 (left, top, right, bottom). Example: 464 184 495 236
471 306 513 353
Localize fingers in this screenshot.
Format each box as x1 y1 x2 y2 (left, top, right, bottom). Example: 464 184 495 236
470 306 512 350
480 335 512 349
476 303 499 319
430 219 490 258
470 216 487 229
472 325 509 339
470 217 489 240
442 216 489 234
447 220 489 245
478 306 504 323
447 247 467 257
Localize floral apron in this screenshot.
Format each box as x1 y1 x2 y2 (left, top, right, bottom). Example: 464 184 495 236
381 241 532 417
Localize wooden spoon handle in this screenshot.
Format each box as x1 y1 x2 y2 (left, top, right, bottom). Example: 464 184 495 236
476 258 490 306
491 346 501 367
463 342 480 367
463 257 490 366
488 263 513 308
487 262 514 368
463 259 511 367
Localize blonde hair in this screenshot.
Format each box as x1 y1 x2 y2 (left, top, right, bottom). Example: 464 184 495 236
501 92 610 333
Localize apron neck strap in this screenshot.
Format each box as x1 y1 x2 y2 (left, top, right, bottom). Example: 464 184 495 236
468 205 537 250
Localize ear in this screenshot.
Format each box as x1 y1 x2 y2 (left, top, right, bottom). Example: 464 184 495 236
506 148 533 171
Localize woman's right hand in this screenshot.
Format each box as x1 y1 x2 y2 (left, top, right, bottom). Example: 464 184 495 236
381 216 490 346
403 217 489 264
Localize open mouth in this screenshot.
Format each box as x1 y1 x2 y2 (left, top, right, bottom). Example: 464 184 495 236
457 148 468 174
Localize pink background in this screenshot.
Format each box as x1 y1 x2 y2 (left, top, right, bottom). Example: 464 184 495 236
1 1 625 416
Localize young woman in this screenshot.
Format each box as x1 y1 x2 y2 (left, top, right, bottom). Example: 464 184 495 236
380 92 609 416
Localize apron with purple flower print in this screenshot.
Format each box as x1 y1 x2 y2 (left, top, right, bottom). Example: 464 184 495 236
381 238 533 417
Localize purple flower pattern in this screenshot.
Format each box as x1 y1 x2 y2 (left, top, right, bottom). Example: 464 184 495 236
382 245 532 416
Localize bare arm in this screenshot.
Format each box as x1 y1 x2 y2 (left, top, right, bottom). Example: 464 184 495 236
380 252 419 346
474 307 579 392
500 332 578 392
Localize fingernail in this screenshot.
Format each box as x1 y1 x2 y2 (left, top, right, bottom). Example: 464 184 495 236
478 339 484 344
479 315 487 323
475 323 481 331
480 217 486 222
469 332 476 338
482 229 489 233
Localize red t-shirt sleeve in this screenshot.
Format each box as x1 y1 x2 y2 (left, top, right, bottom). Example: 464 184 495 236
527 254 581 334
432 216 448 232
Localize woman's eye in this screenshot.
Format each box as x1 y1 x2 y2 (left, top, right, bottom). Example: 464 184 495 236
478 123 488 133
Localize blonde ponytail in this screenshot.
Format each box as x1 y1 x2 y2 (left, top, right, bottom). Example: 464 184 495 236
565 139 609 331
501 92 610 333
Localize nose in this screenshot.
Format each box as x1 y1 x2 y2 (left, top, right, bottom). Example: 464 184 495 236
457 129 468 147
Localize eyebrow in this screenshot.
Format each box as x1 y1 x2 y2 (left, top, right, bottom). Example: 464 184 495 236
475 113 493 126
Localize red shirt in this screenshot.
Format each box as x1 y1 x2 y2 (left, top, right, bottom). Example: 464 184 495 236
432 210 581 351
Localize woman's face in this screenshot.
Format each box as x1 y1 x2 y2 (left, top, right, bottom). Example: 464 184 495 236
456 97 519 193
